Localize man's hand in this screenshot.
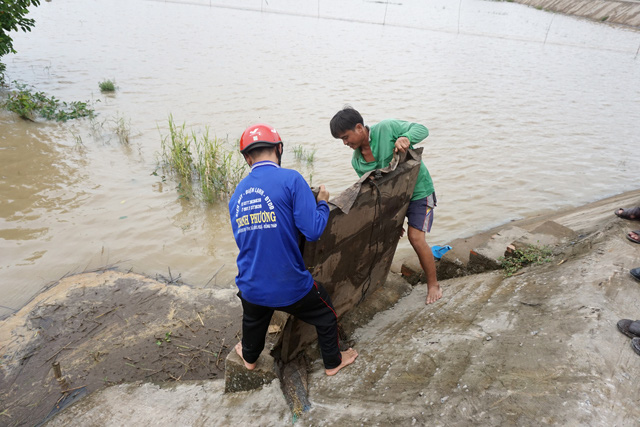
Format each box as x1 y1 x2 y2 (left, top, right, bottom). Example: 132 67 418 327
316 184 329 203
394 136 410 153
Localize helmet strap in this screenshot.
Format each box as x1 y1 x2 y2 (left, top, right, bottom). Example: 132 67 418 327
276 143 283 166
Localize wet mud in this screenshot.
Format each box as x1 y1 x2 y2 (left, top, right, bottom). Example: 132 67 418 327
0 270 241 427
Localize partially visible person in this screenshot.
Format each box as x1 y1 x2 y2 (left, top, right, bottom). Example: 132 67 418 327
617 309 640 356
627 230 640 244
229 123 358 376
614 207 640 221
330 106 442 305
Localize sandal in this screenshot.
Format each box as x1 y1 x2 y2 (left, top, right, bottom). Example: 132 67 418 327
632 337 640 356
627 231 640 244
631 268 640 282
615 207 640 220
617 319 640 338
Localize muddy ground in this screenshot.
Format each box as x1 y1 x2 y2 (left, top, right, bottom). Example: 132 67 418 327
0 270 242 426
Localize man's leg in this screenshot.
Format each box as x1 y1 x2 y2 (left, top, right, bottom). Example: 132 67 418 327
407 226 442 304
406 194 442 305
238 296 274 369
285 282 358 376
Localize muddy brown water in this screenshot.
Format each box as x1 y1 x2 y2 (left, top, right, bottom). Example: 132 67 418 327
1 0 639 320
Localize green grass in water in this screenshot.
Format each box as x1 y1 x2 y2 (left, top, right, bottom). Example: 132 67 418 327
159 115 248 202
99 79 116 92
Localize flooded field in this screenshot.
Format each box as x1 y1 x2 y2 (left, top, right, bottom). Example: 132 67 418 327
1 0 639 318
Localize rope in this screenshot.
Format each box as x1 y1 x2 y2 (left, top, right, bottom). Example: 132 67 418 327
358 174 384 305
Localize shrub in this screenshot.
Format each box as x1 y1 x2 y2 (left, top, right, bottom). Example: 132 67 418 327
498 244 553 277
4 82 94 121
99 79 116 92
0 62 6 86
0 0 41 57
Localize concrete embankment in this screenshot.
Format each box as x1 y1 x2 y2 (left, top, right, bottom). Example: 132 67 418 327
36 189 640 425
513 0 640 28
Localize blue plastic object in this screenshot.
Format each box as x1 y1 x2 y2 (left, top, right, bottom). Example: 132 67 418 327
431 245 452 260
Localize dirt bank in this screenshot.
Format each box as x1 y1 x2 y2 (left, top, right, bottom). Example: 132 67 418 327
513 0 640 28
0 270 242 426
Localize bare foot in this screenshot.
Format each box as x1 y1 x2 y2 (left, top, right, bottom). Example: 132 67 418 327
325 348 358 376
235 342 256 370
425 283 442 305
629 231 640 242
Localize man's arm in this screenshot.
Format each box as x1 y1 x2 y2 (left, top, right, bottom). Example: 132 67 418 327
394 121 429 153
292 175 330 242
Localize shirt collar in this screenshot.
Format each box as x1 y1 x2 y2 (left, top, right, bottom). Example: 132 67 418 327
251 160 280 172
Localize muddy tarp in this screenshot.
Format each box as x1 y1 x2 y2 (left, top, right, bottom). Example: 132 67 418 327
277 148 423 362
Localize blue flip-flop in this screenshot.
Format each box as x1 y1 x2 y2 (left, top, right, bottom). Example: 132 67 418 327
431 245 452 260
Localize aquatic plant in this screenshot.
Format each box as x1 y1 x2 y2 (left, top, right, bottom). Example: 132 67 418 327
159 115 247 202
292 144 316 165
162 116 194 180
70 130 83 145
111 114 131 144
3 82 94 121
99 79 116 92
498 244 553 277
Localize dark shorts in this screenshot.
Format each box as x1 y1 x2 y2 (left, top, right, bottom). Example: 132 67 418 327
406 192 437 233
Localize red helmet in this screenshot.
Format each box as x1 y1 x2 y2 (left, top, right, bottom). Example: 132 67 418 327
239 123 282 154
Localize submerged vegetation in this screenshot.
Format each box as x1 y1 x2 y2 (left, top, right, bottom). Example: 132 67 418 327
158 115 247 202
292 144 316 165
98 79 116 92
498 244 553 277
3 82 94 121
111 114 131 144
291 145 316 187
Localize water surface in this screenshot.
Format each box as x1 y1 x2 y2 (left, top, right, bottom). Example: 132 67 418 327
1 0 639 317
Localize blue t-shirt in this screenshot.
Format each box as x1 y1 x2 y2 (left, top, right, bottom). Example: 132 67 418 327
229 161 330 307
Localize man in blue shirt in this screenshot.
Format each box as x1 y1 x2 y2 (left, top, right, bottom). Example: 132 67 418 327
229 123 358 376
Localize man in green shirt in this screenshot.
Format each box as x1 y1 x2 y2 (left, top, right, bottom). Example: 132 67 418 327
330 106 442 304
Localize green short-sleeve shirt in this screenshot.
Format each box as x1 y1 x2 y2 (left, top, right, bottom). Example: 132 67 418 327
351 119 434 201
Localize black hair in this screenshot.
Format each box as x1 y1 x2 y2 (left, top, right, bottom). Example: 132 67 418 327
329 106 364 138
245 143 283 165
245 144 279 159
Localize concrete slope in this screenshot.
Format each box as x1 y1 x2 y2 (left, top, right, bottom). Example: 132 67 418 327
45 189 640 425
513 0 640 28
306 222 640 425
